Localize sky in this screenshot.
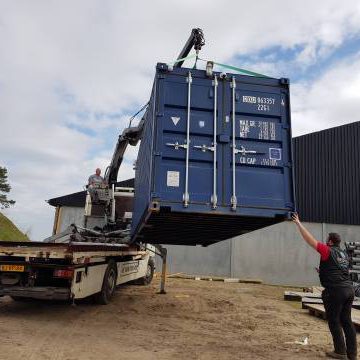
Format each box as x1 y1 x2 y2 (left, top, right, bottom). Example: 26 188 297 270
1 0 360 240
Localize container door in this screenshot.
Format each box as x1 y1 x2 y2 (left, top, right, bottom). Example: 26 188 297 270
155 71 223 208
223 76 293 213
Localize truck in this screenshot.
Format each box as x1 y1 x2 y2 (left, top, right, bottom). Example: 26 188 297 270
0 239 154 304
0 29 206 303
0 183 159 304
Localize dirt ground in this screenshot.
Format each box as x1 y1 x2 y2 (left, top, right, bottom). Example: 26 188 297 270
0 276 359 360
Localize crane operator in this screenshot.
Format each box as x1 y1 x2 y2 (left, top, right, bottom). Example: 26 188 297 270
88 168 105 203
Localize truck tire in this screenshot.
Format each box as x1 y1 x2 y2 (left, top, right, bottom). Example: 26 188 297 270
94 260 117 305
136 258 155 285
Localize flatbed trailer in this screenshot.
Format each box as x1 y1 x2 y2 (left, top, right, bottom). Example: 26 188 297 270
0 241 155 304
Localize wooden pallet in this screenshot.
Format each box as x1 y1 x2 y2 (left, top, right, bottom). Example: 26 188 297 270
284 291 321 301
305 303 327 320
301 297 324 308
285 290 360 309
312 286 324 294
304 304 360 331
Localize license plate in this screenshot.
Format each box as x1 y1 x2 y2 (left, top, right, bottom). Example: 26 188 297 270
0 265 25 272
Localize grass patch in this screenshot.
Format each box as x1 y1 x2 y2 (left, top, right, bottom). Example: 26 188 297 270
0 212 29 241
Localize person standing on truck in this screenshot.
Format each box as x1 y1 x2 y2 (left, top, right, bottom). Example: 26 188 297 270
88 168 104 187
88 168 105 203
292 213 357 360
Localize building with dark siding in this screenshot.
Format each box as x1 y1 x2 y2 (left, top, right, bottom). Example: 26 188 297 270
294 121 360 225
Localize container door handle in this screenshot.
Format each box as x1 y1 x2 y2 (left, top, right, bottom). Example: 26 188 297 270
166 141 188 150
193 144 215 152
230 76 237 211
234 146 265 156
183 71 192 207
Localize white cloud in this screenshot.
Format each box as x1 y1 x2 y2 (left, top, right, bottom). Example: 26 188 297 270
1 0 360 239
291 52 360 136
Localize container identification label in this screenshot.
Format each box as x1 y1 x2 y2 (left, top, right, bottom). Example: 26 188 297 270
167 171 180 187
242 95 275 112
239 91 280 116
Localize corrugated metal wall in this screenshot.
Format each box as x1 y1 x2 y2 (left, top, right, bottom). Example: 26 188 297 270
294 121 360 225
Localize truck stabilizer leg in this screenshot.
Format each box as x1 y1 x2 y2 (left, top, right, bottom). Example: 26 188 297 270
155 245 167 294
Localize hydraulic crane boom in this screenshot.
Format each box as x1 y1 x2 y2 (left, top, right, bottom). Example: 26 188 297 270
175 28 205 68
104 28 205 186
104 117 144 186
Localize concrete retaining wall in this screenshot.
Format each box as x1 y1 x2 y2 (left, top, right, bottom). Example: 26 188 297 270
159 221 360 286
55 206 360 286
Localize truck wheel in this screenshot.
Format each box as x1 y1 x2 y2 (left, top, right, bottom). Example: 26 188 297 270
94 260 117 305
136 258 155 285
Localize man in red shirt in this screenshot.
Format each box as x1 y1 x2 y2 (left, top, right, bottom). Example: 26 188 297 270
293 213 357 360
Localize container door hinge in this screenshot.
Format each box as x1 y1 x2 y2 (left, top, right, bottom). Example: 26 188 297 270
282 124 290 130
154 152 162 156
284 162 292 168
285 202 294 208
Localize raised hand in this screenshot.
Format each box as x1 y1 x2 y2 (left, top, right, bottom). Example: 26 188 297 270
292 212 300 225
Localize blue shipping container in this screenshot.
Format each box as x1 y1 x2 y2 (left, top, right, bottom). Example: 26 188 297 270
131 63 295 246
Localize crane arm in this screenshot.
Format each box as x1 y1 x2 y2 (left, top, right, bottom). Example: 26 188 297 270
104 27 205 185
175 28 205 68
104 117 145 186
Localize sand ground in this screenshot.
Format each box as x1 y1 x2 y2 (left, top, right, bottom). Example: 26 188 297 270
0 276 358 360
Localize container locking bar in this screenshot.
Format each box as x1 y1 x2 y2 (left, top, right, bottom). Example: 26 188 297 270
193 75 218 209
230 76 237 211
192 75 218 209
212 75 218 209
183 71 192 207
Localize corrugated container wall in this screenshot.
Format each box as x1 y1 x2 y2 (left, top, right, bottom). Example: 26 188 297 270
294 122 360 225
131 63 295 246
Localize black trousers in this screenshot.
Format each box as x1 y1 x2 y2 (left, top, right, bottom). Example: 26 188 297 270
322 287 357 358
